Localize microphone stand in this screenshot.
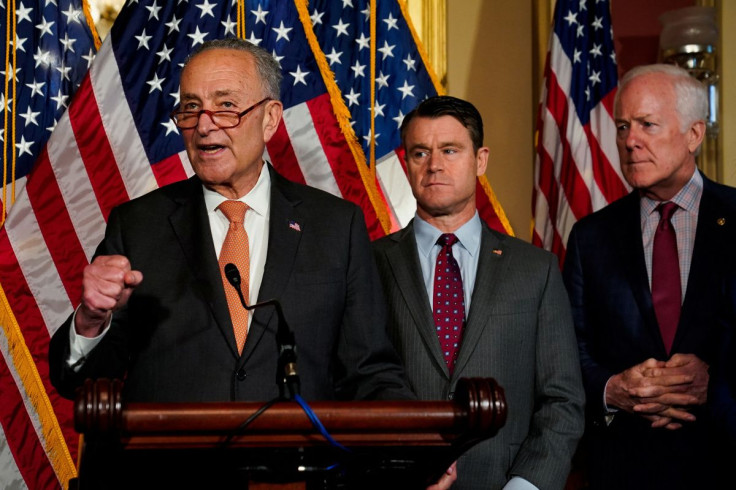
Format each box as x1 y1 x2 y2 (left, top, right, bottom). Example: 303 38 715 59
224 264 300 400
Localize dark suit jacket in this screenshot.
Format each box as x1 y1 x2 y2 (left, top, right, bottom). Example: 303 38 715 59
50 164 411 403
563 173 736 489
373 221 585 490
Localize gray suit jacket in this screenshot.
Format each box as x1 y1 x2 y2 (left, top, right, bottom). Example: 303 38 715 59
50 164 411 403
373 221 584 489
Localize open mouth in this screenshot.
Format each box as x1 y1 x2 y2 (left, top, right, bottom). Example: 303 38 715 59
199 144 224 154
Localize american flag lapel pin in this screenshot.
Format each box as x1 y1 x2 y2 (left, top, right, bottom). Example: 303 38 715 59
289 220 301 232
492 249 503 256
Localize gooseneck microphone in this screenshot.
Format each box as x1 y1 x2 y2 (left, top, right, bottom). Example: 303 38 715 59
224 263 300 400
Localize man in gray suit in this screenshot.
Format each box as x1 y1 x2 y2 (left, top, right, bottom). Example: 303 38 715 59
373 96 585 489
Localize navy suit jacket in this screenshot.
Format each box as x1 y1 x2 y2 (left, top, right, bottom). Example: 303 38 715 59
49 164 411 403
563 173 736 489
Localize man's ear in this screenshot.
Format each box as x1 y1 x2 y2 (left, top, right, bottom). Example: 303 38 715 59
687 119 706 154
262 100 284 143
476 146 489 176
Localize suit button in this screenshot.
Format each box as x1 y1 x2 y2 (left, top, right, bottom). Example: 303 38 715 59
236 368 247 381
448 392 454 400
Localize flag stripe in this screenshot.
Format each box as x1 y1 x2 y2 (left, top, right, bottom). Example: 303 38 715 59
46 114 105 264
283 100 342 197
3 184 83 472
532 0 626 260
2 214 69 340
68 77 129 221
26 150 87 307
150 152 190 188
375 151 415 227
0 244 76 486
0 421 27 489
306 93 385 220
0 347 58 490
267 120 308 185
90 40 158 200
294 0 391 238
588 93 628 202
544 67 594 221
538 107 578 247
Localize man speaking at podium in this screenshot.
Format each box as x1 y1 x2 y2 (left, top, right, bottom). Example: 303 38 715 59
48 38 412 405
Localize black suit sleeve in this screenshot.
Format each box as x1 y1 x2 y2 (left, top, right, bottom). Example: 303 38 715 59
49 207 132 399
332 206 414 401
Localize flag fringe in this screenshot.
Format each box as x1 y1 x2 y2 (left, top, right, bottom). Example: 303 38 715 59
478 175 514 236
0 283 77 486
293 0 392 235
80 0 102 49
2 2 14 222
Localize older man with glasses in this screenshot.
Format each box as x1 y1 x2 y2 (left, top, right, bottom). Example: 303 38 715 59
49 38 413 408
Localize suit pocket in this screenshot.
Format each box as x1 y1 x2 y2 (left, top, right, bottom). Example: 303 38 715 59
488 298 537 316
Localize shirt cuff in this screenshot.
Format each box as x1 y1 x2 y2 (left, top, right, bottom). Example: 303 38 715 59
503 476 539 490
603 376 619 425
66 306 110 372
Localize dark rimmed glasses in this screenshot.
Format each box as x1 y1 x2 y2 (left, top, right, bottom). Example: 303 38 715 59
170 97 272 129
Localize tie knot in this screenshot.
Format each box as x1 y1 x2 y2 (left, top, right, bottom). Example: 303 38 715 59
657 202 678 222
219 200 247 223
437 233 459 248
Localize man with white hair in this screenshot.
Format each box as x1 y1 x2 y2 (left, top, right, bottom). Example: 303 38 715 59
563 64 736 489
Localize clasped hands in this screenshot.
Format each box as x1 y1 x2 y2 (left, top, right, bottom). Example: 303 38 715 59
606 353 708 430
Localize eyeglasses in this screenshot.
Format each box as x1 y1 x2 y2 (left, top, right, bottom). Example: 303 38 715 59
170 97 272 129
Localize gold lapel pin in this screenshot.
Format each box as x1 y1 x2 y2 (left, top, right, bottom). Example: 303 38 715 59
717 217 726 226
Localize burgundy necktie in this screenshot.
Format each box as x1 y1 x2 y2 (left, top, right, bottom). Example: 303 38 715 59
433 233 465 374
651 202 681 354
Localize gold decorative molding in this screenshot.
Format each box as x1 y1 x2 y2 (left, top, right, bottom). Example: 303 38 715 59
532 0 553 127
87 0 125 40
690 0 719 181
405 0 447 90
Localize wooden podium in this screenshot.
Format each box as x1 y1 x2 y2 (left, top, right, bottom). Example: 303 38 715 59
71 378 506 489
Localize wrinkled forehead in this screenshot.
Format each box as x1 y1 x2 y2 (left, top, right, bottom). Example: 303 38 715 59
615 73 676 113
179 49 262 97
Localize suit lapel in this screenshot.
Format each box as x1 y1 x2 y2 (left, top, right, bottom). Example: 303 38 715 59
385 224 449 375
167 177 240 358
615 192 667 355
453 225 506 376
675 178 732 351
241 166 303 362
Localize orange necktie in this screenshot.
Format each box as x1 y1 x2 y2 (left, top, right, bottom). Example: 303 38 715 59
218 200 250 354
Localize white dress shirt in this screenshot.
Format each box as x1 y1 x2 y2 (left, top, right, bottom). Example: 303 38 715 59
67 163 272 368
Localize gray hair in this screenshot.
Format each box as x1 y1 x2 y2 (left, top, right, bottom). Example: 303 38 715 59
616 63 707 133
183 38 282 100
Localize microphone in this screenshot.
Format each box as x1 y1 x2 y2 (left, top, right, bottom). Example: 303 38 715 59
224 263 248 309
224 263 300 400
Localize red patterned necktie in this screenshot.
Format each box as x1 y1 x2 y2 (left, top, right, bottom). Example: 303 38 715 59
651 202 681 354
433 233 466 374
218 200 250 354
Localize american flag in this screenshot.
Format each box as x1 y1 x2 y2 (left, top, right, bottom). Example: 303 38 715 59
305 0 510 234
1 1 98 488
0 1 511 487
531 0 629 264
